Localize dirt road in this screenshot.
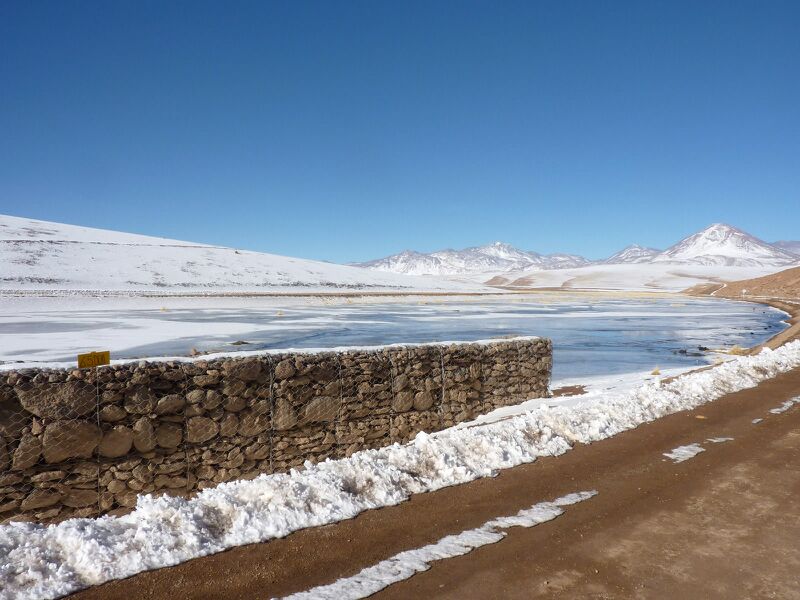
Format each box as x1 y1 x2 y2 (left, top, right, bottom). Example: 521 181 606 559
72 365 800 600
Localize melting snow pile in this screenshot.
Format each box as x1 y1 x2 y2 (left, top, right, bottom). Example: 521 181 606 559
1 341 800 600
283 491 597 600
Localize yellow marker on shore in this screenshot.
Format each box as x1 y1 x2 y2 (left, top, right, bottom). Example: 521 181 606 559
78 350 111 369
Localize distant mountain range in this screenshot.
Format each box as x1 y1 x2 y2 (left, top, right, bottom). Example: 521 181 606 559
354 242 590 276
355 224 800 276
604 244 661 264
774 240 800 256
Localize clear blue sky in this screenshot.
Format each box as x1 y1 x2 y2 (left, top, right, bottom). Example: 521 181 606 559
1 1 798 262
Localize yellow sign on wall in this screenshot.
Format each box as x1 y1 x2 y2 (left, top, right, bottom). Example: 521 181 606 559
77 350 111 369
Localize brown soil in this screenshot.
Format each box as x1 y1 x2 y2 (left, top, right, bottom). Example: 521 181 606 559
71 368 800 600
687 265 800 300
551 384 587 397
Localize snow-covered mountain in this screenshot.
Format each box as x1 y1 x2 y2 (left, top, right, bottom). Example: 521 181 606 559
542 253 592 269
0 214 469 292
773 240 800 256
603 244 661 264
652 223 798 267
355 242 590 276
356 224 798 282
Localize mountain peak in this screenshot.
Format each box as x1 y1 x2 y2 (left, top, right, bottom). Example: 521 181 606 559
604 244 661 264
355 241 588 276
653 223 797 267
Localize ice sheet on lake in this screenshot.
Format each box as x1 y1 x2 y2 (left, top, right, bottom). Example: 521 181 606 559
0 294 787 382
1 341 799 600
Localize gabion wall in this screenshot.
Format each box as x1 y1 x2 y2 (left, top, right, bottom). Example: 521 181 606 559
0 338 552 524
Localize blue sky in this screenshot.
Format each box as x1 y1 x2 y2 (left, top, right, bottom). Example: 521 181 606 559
1 1 798 262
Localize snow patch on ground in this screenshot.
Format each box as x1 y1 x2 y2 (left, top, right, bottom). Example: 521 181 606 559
1 341 800 599
769 396 800 414
280 491 597 600
752 418 764 424
706 437 734 443
664 444 706 463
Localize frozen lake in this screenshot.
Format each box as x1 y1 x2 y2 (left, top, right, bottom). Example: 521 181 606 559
0 293 788 381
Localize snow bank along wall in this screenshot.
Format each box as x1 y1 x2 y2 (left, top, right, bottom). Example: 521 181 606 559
0 338 551 524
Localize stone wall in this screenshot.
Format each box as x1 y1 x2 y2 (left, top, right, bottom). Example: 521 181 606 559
0 338 551 524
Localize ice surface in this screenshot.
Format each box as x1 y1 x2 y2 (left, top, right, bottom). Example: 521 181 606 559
0 295 786 382
281 491 597 600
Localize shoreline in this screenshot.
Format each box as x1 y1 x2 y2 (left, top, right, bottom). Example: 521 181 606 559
683 286 800 351
743 297 800 350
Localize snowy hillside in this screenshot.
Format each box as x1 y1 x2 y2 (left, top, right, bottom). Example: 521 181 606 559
356 242 590 276
652 223 797 267
0 215 471 292
604 244 661 264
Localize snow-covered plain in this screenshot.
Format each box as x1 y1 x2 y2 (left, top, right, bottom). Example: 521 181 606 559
463 262 788 292
0 294 787 380
2 341 800 600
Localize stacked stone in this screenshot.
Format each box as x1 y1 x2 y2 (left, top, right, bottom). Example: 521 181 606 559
518 338 552 400
336 351 393 457
270 353 341 471
387 345 444 444
0 338 552 524
479 340 526 409
441 343 485 427
94 361 192 512
0 368 102 523
182 357 272 490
